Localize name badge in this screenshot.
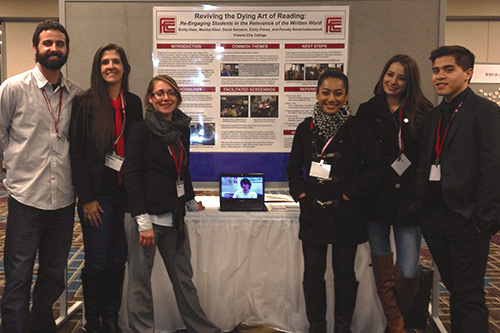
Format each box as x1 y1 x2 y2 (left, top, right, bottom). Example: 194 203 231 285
176 179 185 197
52 134 65 155
391 153 411 176
310 161 331 179
429 164 441 181
105 152 124 171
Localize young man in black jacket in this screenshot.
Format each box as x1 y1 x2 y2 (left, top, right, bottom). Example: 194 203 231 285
415 45 500 333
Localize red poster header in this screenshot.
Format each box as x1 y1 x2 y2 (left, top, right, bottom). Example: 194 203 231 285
221 87 279 92
157 44 216 49
180 86 216 92
285 43 344 49
220 44 280 49
284 87 317 92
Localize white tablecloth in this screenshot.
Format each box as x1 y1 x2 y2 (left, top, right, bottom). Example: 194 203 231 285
120 209 385 333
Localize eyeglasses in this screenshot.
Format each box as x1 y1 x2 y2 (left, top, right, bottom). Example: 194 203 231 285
152 89 178 99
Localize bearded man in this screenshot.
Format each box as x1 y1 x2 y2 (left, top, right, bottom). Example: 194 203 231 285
0 19 82 333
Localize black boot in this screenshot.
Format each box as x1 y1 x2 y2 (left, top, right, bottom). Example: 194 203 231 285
309 322 327 333
303 280 327 333
81 271 105 333
333 280 358 333
102 268 125 333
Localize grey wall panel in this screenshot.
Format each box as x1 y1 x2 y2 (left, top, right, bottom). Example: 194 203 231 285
64 0 441 109
63 0 441 182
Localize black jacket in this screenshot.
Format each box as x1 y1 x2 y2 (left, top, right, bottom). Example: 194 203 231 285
123 121 195 217
69 91 143 205
286 116 384 244
415 89 500 234
356 94 422 225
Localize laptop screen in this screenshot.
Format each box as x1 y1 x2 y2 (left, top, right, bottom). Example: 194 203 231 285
219 173 265 200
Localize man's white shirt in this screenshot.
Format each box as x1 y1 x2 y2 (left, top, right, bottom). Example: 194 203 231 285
0 65 82 210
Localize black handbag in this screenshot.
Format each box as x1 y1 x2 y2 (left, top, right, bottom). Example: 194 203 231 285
404 263 434 329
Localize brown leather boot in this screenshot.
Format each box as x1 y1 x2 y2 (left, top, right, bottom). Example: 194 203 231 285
394 264 420 317
371 254 405 333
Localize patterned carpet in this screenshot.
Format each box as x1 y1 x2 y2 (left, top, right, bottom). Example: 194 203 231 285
0 176 499 332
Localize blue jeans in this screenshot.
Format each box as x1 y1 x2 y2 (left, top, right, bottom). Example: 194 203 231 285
78 196 127 273
0 197 75 333
368 221 421 278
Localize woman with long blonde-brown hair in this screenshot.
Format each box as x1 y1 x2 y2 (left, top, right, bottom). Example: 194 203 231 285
356 55 433 332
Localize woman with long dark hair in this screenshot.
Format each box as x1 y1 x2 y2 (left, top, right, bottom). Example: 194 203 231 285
356 55 433 332
287 70 383 333
123 75 221 333
70 43 143 332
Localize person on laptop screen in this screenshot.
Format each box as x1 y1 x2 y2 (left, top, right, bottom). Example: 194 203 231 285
233 178 258 199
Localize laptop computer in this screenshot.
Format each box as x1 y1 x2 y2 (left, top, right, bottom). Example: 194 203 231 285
219 173 268 211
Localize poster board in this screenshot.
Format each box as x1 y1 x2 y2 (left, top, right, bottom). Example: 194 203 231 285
62 0 443 182
152 6 349 154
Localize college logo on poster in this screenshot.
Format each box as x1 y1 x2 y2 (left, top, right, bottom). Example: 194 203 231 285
159 17 176 34
325 16 343 34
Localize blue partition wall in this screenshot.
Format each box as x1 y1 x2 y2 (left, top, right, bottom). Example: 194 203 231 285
190 152 290 182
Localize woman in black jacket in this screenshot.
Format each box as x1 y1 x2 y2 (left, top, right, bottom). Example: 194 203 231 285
356 55 433 332
69 43 143 332
287 70 383 333
123 75 221 333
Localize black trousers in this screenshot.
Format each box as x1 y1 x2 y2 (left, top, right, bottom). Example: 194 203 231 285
421 206 490 333
1 197 75 333
301 241 358 330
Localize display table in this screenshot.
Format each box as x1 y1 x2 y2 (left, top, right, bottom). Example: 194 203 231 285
119 208 385 333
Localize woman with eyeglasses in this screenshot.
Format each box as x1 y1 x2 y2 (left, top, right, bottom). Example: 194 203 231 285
69 43 143 332
123 75 221 332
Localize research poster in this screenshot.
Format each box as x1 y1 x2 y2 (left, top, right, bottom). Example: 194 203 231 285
153 6 350 152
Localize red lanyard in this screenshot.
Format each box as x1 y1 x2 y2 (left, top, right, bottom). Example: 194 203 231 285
41 87 63 137
434 102 462 163
167 139 183 178
312 136 335 161
310 120 336 160
113 91 126 147
392 107 404 156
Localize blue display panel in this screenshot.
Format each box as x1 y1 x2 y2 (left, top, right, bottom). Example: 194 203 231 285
190 152 290 182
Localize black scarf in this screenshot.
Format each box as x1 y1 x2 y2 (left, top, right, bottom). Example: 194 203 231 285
312 102 351 142
145 105 192 248
145 105 191 152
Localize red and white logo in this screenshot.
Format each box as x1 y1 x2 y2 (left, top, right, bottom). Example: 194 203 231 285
159 17 176 34
325 17 342 34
